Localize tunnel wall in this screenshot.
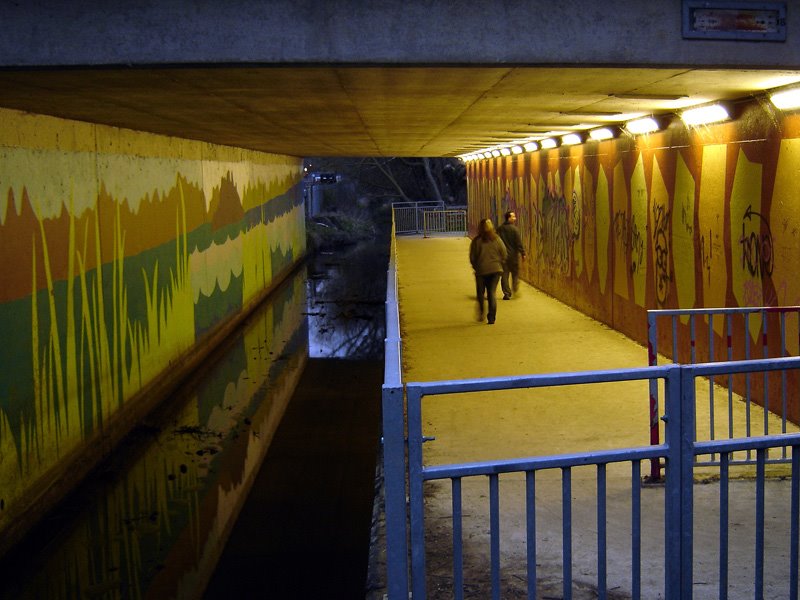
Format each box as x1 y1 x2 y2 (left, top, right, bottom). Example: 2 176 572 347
0 108 305 555
467 98 800 423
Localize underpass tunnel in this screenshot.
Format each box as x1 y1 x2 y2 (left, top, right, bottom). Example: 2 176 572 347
2 1 800 597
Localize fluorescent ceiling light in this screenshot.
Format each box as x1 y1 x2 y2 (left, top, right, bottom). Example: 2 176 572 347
561 133 583 145
625 117 660 135
681 104 729 126
500 147 511 156
589 127 615 141
611 93 688 101
540 138 558 149
511 145 523 154
491 150 501 157
523 141 538 152
770 88 800 110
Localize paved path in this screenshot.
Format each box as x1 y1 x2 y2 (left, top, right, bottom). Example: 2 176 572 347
395 235 797 599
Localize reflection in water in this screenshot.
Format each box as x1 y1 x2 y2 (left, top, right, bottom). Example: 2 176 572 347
0 269 310 599
307 241 387 360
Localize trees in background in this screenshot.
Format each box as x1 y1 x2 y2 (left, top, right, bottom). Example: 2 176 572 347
304 156 466 250
305 156 466 208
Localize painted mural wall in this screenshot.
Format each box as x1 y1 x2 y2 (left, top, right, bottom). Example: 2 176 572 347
0 108 305 548
467 99 800 423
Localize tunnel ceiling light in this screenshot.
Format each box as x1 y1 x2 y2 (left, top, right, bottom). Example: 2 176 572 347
511 145 523 154
491 150 501 157
500 147 512 156
540 137 558 149
625 116 660 135
561 133 584 146
681 103 729 126
483 152 493 159
770 88 800 110
589 127 616 141
610 92 688 101
523 141 539 152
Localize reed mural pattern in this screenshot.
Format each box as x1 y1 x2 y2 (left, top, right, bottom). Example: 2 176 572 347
0 109 305 539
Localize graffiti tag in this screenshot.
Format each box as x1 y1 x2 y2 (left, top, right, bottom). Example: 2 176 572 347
739 205 774 279
653 202 671 305
700 229 713 285
533 189 580 274
613 210 645 275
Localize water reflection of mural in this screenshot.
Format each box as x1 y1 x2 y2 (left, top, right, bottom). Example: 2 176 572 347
0 108 305 552
466 100 800 423
0 269 308 599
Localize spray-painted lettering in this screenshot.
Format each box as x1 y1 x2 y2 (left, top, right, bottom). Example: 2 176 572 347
739 205 774 279
653 203 671 305
533 189 579 274
613 210 645 275
700 229 713 285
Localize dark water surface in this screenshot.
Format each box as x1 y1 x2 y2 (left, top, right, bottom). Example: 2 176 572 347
0 239 388 599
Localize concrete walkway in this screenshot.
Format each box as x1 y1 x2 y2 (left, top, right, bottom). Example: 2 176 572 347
395 236 797 600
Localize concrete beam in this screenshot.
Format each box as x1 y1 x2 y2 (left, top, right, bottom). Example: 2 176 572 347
2 0 799 69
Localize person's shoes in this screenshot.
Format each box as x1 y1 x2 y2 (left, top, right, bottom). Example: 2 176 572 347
502 295 511 300
487 319 495 324
477 310 484 322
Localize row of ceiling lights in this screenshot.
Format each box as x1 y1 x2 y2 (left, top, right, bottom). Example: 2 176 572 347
460 86 800 162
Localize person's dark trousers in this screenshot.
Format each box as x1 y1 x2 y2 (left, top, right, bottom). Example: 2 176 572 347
476 272 502 323
501 260 519 299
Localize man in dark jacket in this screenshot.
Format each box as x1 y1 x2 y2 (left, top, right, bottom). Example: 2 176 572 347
496 211 526 299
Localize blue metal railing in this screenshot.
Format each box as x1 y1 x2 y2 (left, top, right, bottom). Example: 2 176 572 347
405 366 680 600
683 357 800 600
647 306 800 480
383 218 409 599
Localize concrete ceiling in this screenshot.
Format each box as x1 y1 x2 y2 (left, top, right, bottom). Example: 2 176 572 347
1 66 800 158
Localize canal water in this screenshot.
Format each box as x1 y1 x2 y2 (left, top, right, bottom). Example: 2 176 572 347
0 239 388 599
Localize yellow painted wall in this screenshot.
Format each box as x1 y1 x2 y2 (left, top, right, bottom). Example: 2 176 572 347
0 108 305 553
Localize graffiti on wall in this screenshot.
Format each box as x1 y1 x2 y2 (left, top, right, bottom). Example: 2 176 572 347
652 202 671 305
613 210 645 276
533 188 579 274
738 205 774 279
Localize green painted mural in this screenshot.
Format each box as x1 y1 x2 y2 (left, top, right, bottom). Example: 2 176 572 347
466 99 800 424
0 108 305 550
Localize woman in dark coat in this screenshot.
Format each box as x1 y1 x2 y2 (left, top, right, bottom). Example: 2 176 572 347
469 218 507 324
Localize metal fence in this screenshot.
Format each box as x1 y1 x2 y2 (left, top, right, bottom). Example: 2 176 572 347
384 359 800 599
392 201 445 234
647 306 800 480
422 209 468 238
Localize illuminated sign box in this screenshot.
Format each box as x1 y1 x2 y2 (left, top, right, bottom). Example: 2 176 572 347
682 1 786 41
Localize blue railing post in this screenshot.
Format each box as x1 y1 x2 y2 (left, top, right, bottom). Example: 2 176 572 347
664 364 693 599
383 227 409 599
647 312 662 481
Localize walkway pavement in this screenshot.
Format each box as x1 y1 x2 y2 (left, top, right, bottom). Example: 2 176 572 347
393 235 797 599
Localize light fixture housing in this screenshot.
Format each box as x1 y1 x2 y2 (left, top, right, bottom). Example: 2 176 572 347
561 133 584 146
500 147 511 156
625 116 661 135
681 103 729 126
491 150 501 157
523 141 539 152
540 137 558 149
511 145 523 154
589 126 617 141
770 87 800 110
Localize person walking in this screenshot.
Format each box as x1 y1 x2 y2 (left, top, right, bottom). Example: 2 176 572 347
496 210 526 299
469 218 507 325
